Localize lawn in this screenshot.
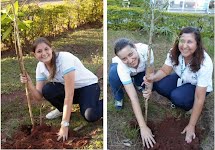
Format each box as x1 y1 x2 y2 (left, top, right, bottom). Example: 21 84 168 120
1 28 103 149
107 30 214 150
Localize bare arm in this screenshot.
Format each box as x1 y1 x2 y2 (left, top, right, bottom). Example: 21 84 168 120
182 86 207 143
124 83 146 127
189 86 207 127
62 71 75 123
20 73 44 101
152 64 173 82
124 83 155 148
57 71 75 142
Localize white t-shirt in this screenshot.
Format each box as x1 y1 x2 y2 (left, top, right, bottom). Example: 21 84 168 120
165 51 213 92
36 52 98 89
112 43 154 85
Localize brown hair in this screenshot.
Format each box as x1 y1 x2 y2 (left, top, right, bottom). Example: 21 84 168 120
32 37 57 80
114 38 136 55
170 27 205 72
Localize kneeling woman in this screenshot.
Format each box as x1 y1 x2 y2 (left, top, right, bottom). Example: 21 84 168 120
20 37 103 141
109 38 155 148
144 27 213 144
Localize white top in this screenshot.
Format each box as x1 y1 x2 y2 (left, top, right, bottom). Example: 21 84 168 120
36 52 98 89
112 43 154 85
165 51 213 92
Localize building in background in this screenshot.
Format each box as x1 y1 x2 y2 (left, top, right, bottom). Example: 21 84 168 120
169 0 214 13
151 0 214 14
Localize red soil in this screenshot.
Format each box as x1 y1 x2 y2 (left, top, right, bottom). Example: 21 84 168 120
129 117 201 150
2 124 91 149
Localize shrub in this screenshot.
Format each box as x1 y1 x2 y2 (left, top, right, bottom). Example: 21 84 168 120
1 0 103 51
107 6 214 39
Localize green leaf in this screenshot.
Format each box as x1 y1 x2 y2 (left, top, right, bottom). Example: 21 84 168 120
6 3 12 14
2 26 13 40
18 21 27 30
23 20 33 28
18 12 25 17
14 0 19 15
1 14 7 22
1 17 12 25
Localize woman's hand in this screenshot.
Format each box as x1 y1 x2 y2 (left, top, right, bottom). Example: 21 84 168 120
141 75 154 99
181 124 196 143
142 89 152 99
142 74 154 86
57 126 69 142
20 73 32 84
140 125 156 148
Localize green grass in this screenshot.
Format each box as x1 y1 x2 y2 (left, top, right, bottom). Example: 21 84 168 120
52 28 103 61
1 28 103 149
107 30 214 149
1 56 37 94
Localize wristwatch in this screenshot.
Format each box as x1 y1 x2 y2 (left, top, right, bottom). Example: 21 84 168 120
61 120 69 127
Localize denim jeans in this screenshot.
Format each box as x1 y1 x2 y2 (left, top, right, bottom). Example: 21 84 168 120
153 73 210 111
42 82 103 122
108 63 145 102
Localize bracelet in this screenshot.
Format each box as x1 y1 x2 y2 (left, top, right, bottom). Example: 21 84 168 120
61 120 70 127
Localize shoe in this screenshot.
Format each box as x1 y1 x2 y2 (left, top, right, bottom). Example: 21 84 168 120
115 99 123 110
46 109 63 119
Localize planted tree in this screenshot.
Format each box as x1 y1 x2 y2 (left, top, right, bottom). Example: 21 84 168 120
142 0 169 123
9 0 35 127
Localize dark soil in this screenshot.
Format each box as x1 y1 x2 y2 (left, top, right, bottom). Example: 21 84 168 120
2 124 91 149
129 117 202 150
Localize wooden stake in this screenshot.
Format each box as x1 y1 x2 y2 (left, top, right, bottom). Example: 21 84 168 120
144 3 155 124
11 0 35 127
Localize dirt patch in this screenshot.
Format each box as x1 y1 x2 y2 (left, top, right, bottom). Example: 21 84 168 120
129 117 202 150
1 90 42 106
2 124 91 149
1 90 26 105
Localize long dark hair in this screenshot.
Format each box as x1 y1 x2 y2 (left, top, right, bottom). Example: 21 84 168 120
170 27 205 72
114 38 136 55
32 37 57 80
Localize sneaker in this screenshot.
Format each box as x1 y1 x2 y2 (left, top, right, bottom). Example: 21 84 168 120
115 99 123 110
46 109 63 119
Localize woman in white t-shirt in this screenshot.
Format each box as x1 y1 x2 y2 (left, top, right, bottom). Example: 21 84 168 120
20 37 103 142
108 38 155 149
144 27 213 144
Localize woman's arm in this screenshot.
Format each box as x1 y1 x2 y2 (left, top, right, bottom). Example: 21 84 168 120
151 64 173 82
57 71 75 142
124 83 155 148
182 86 207 143
124 84 146 126
20 73 44 101
62 71 75 123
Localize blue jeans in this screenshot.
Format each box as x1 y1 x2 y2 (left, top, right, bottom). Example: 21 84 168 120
109 63 145 101
42 82 103 122
153 73 209 111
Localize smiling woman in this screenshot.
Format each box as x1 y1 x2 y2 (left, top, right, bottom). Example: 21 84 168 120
108 38 156 148
144 26 213 144
20 37 103 142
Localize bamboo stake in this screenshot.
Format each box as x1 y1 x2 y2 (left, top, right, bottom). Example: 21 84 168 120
11 0 35 127
40 103 45 126
144 3 155 124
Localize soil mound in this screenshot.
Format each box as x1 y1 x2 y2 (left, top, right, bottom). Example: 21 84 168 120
2 124 91 149
129 117 201 150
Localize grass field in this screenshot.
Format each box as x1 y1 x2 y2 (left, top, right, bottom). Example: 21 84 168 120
107 30 214 150
1 28 103 149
